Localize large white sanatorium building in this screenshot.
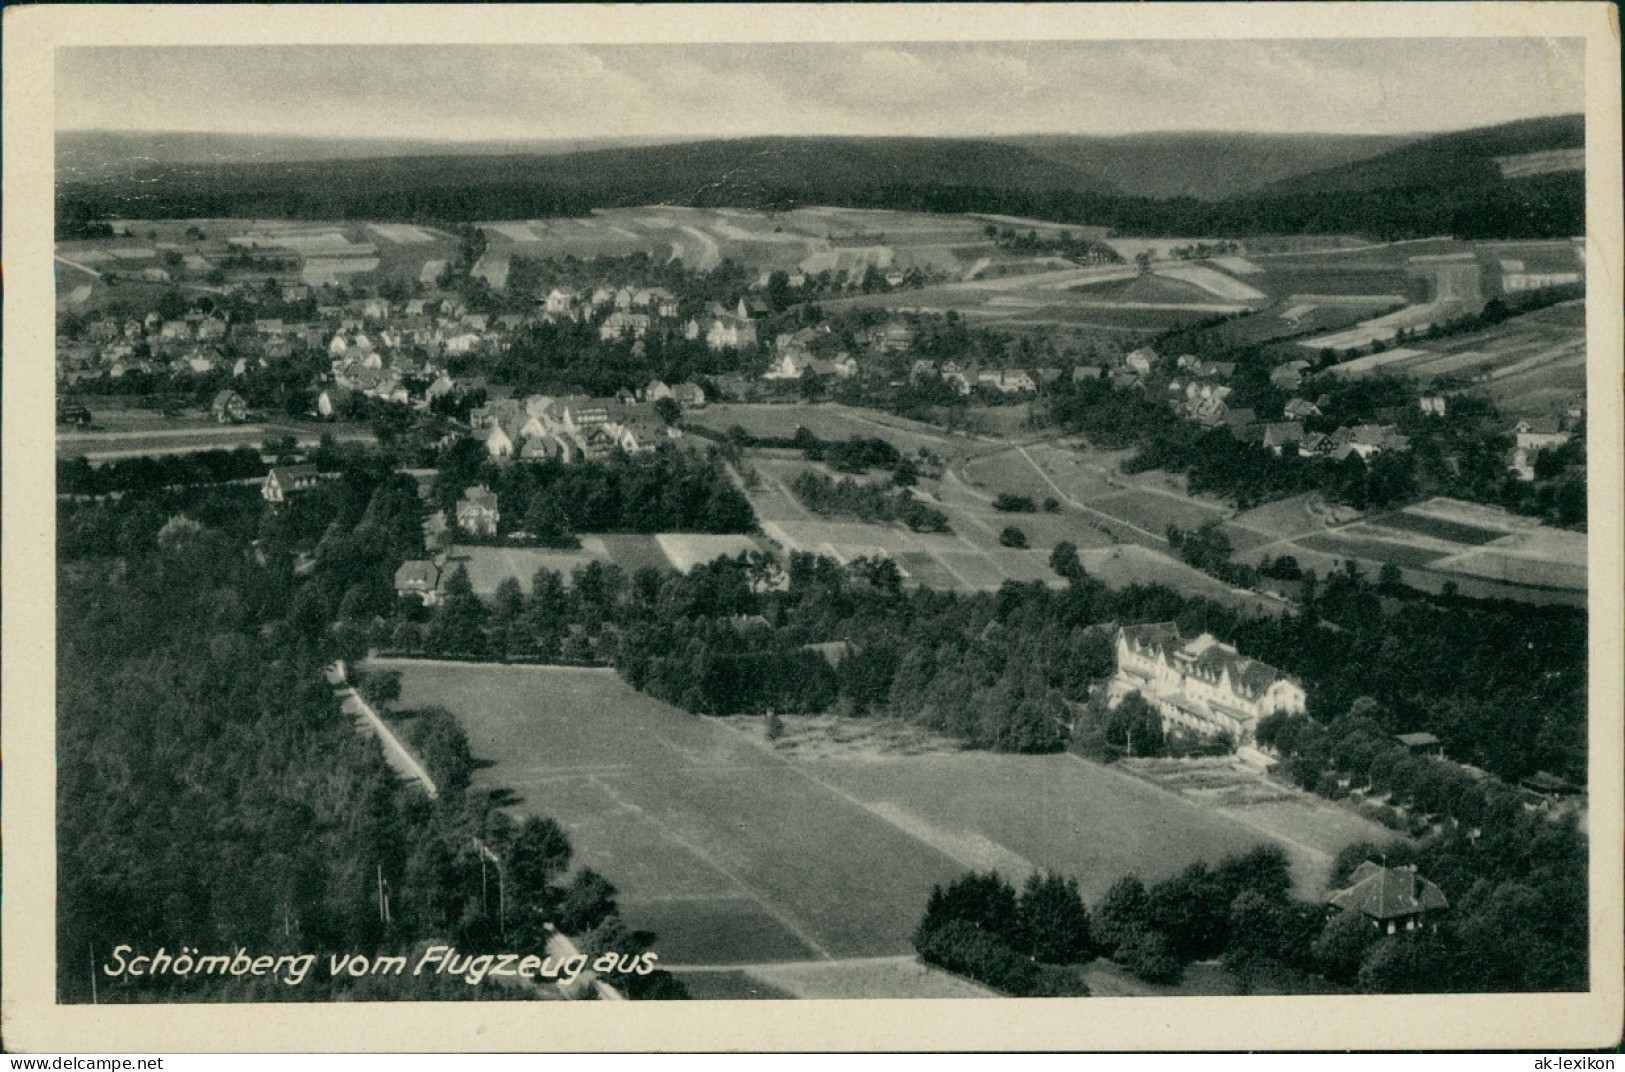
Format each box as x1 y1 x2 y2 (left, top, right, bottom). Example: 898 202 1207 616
1108 623 1307 744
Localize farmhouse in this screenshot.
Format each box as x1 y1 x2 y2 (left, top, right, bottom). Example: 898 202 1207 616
1327 862 1449 936
262 465 320 503
1108 623 1307 745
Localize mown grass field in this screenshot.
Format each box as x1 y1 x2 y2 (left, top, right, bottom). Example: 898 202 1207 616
381 662 1365 970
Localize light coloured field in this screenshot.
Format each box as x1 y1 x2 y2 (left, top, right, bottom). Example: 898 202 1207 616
368 223 439 244
1153 263 1267 302
418 259 448 284
381 662 968 965
471 253 511 290
1119 756 1401 897
741 957 995 999
1431 548 1586 590
301 257 380 286
448 541 612 593
654 533 764 572
1209 255 1264 275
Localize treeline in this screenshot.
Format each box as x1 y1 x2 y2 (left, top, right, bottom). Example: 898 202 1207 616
58 151 1582 241
431 442 757 542
59 446 269 498
788 470 949 532
926 825 1584 996
57 470 685 1001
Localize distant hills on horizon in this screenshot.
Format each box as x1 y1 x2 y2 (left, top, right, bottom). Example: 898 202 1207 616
56 113 1585 241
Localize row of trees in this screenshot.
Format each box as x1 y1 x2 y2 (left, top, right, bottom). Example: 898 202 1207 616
431 443 758 541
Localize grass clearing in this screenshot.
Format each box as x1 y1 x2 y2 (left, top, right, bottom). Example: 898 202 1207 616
1092 489 1229 537
382 662 1361 971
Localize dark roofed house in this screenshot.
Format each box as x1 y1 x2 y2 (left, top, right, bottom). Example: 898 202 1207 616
394 560 443 605
262 464 320 503
1396 732 1444 757
211 389 248 424
1328 862 1449 935
456 486 500 536
1261 421 1305 455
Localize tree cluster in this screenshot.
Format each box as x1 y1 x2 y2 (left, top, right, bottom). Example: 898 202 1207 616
913 871 1093 996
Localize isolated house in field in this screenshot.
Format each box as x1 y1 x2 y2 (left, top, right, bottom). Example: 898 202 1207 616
1125 347 1158 376
211 389 248 424
1327 862 1448 936
456 486 500 536
261 464 320 503
394 559 443 606
1108 623 1307 745
1419 394 1448 417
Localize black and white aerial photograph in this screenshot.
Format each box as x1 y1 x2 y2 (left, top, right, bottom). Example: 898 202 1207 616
6 1 1621 1055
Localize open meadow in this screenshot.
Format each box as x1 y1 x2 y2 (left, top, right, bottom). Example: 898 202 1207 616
379 662 1380 982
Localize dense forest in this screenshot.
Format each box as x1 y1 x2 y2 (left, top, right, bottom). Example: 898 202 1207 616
57 471 686 1002
57 118 1584 241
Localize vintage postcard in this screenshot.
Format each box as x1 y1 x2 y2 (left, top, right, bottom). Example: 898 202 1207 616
3 2 1620 1053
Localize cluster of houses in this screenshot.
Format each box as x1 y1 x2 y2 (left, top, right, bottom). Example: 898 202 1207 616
540 285 762 353
463 386 698 463
907 359 1062 396
61 308 237 382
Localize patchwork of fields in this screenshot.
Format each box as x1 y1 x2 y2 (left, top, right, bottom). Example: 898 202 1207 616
1239 496 1586 599
1320 300 1585 417
381 662 1384 984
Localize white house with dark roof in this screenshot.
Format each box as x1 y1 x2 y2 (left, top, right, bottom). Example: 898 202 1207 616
394 559 443 605
456 486 500 536
1109 623 1307 744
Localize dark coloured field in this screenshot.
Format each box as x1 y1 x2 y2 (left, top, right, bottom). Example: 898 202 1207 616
1297 533 1449 569
1370 511 1505 546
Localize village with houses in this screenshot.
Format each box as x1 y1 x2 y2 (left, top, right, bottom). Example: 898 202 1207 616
49 48 1598 1011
